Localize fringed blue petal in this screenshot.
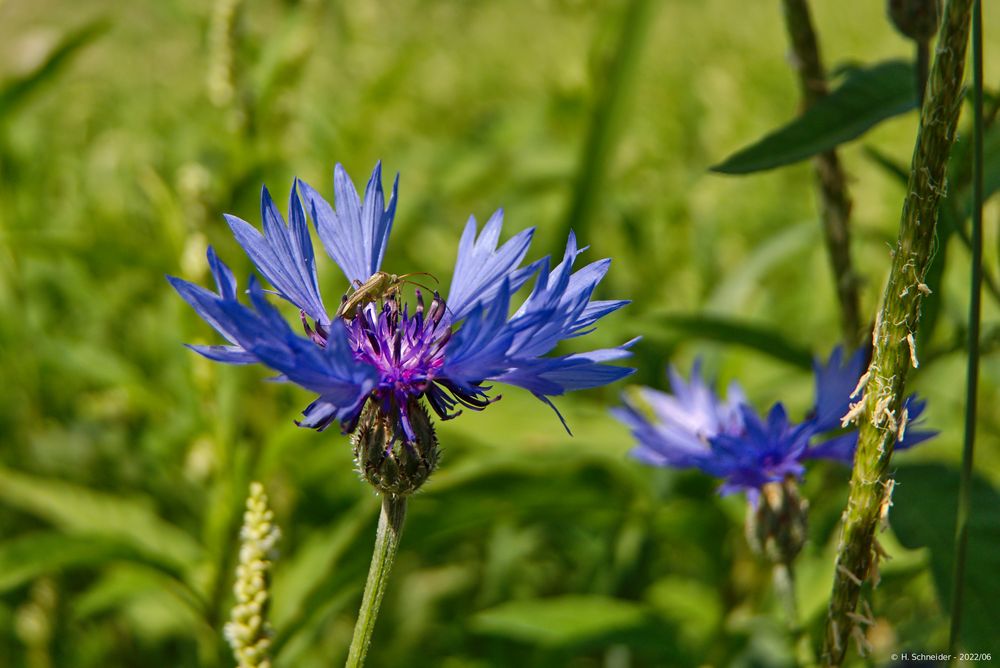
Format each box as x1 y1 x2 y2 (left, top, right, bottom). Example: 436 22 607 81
222 184 328 324
446 210 540 321
299 162 397 286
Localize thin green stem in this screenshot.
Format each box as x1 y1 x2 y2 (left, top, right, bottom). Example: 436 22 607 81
774 562 816 668
951 206 1000 303
948 0 983 657
820 0 974 664
345 495 407 668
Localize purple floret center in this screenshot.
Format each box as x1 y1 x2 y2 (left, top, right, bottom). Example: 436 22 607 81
302 288 495 439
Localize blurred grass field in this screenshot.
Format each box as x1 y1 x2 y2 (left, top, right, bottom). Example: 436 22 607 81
2 1 1000 666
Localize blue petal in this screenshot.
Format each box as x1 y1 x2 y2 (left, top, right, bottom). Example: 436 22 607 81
807 393 937 462
439 280 521 387
442 230 632 428
496 341 637 395
811 346 868 432
493 342 636 434
237 278 377 404
446 210 540 321
704 403 808 487
168 271 247 348
185 344 257 364
223 184 329 324
207 246 238 300
803 432 857 463
611 402 713 469
300 162 397 285
506 233 609 358
171 259 376 430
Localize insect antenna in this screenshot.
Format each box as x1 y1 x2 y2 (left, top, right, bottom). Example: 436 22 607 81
398 271 439 284
404 279 437 293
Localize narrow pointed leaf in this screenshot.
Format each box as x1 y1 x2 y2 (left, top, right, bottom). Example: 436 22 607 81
0 533 146 593
0 466 204 573
641 313 813 369
712 60 917 174
0 20 108 117
472 595 650 647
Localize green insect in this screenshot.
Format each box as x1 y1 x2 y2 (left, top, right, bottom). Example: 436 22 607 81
336 271 438 320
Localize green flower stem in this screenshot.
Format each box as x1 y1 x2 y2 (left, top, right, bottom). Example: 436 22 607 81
780 0 861 347
948 0 983 657
346 494 407 668
773 562 816 668
820 0 973 665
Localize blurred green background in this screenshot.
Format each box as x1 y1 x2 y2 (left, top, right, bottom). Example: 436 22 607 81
2 0 1000 666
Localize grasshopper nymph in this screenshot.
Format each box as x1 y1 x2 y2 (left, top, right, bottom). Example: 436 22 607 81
336 271 437 320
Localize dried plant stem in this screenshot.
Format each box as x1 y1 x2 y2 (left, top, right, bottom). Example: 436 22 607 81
781 0 861 347
820 0 973 665
948 0 983 656
346 495 407 668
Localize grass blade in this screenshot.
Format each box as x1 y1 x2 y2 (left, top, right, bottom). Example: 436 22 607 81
0 20 108 118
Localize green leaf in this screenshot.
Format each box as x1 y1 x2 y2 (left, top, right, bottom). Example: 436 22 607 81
70 563 200 623
645 577 721 648
0 20 108 117
471 595 649 647
0 532 145 593
640 313 813 369
863 145 909 185
712 60 917 174
73 565 205 642
0 466 204 575
891 464 1000 653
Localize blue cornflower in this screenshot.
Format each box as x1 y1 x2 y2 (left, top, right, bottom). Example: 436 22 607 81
613 348 935 504
801 347 936 463
169 162 635 441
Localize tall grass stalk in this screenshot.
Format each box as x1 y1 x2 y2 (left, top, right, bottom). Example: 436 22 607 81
820 0 973 664
557 0 652 247
947 0 983 657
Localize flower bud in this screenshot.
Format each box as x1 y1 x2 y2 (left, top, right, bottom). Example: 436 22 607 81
353 400 439 496
745 477 808 564
887 0 941 43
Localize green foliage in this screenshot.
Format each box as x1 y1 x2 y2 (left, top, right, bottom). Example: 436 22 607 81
0 533 147 593
892 464 1000 654
1 1 998 666
640 313 813 369
472 595 651 647
0 467 204 575
0 20 108 118
712 61 917 174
